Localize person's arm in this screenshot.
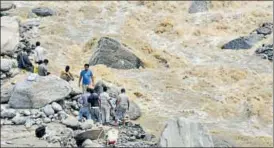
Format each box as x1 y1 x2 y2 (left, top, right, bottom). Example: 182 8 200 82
90 71 95 87
79 71 82 87
107 95 113 109
69 72 74 81
43 66 48 76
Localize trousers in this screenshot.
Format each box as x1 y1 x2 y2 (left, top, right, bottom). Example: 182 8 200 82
90 107 101 123
101 104 110 124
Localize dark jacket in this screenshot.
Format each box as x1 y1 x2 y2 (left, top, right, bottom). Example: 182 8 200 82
17 51 32 69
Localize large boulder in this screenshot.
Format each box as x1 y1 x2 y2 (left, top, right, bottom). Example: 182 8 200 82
89 37 144 69
188 1 211 13
75 129 105 146
1 1 15 12
1 16 20 56
43 104 55 116
9 75 72 109
159 117 214 147
222 34 264 50
0 59 17 72
1 83 14 104
31 7 55 17
128 101 141 120
61 116 80 130
94 80 120 98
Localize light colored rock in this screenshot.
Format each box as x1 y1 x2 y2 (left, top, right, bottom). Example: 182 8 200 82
72 111 79 116
62 116 80 129
11 113 27 125
1 16 19 56
43 118 51 123
43 105 55 116
51 102 63 112
106 128 119 144
82 139 102 147
9 75 72 109
159 117 214 147
9 68 20 78
1 83 14 104
21 110 31 116
58 110 68 120
80 120 94 130
1 1 15 11
128 101 141 120
25 118 34 128
1 108 16 118
0 59 17 72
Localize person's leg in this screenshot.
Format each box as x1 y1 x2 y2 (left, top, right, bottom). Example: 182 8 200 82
105 106 110 123
85 107 91 120
95 107 101 123
82 85 87 93
90 108 96 122
78 108 83 121
101 106 106 124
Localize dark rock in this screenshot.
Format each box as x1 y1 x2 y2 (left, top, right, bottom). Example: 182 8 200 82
222 34 264 50
35 126 46 138
75 129 105 146
189 1 211 13
255 44 273 61
89 37 144 69
94 80 119 98
128 101 141 120
31 7 55 17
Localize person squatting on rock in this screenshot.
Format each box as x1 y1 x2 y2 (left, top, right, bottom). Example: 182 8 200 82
99 86 113 125
60 65 74 82
88 88 101 123
79 64 95 93
78 88 92 121
116 88 130 124
38 59 50 76
17 48 34 72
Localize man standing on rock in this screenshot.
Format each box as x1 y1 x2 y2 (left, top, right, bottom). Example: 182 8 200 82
99 86 113 125
79 64 94 93
34 41 46 64
116 88 130 124
78 88 92 122
88 88 101 123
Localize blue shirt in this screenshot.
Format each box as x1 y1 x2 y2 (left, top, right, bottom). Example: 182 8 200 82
80 70 93 85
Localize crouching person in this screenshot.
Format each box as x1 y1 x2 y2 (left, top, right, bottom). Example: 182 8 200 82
78 88 91 122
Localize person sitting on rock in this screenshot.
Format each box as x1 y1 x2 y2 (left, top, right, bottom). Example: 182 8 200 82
88 88 101 123
99 86 113 125
60 65 74 82
78 87 92 122
17 48 34 72
116 88 130 124
79 64 95 93
38 59 50 76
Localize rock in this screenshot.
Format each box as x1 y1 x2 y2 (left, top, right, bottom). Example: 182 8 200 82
70 83 82 97
35 118 43 125
8 68 20 78
43 118 51 123
1 1 15 11
106 128 119 144
75 129 105 146
11 114 27 125
222 34 264 50
0 59 17 72
9 75 72 109
212 136 235 147
31 7 55 17
1 84 14 104
62 116 80 129
255 44 273 61
89 37 144 69
82 139 102 147
256 22 273 35
80 120 94 130
72 111 79 116
1 16 20 56
189 1 211 13
51 102 63 112
72 94 81 100
1 73 7 79
43 105 55 116
1 109 16 118
128 101 141 120
71 100 79 110
159 117 214 147
21 110 31 116
94 80 120 98
25 118 34 128
128 136 136 141
58 110 68 120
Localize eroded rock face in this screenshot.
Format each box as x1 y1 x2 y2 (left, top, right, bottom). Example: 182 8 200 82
89 37 144 69
1 16 20 56
159 117 214 147
9 75 72 109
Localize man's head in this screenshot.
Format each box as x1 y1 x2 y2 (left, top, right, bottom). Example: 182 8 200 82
44 59 49 65
65 65 70 72
36 41 40 47
84 64 89 71
121 88 126 93
103 86 108 92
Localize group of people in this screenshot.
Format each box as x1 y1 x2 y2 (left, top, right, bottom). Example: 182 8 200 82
17 41 50 76
78 86 130 125
16 41 130 125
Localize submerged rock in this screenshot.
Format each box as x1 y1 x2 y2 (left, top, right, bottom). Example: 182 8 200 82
159 117 214 147
89 37 144 69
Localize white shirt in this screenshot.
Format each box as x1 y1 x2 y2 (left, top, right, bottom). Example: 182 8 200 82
34 46 46 62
